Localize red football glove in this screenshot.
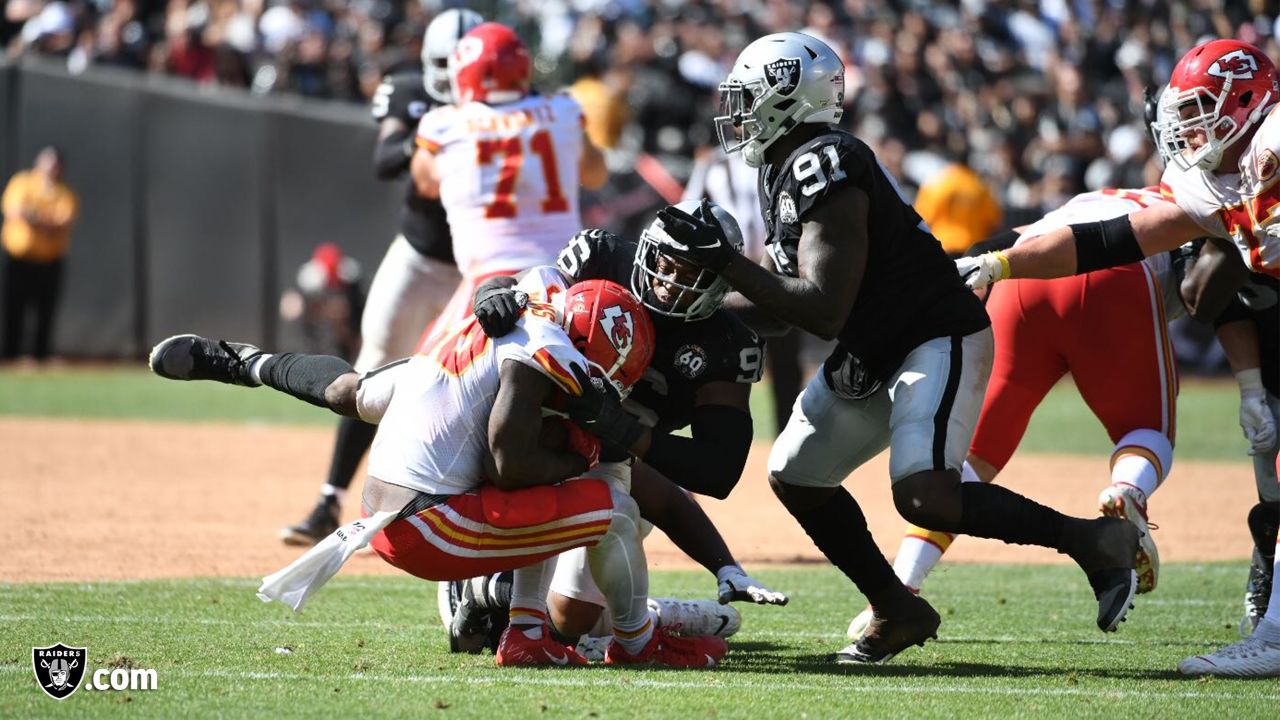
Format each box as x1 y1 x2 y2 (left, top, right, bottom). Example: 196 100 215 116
564 419 601 469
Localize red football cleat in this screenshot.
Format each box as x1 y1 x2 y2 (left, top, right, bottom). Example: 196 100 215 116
495 626 588 667
604 625 728 668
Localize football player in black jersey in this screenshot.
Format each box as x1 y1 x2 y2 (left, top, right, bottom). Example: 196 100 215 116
445 202 789 653
1181 240 1280 637
280 9 483 546
656 32 1142 664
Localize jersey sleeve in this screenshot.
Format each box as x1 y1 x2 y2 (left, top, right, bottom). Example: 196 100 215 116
495 314 590 397
1158 164 1230 238
696 313 767 385
554 229 635 284
416 105 457 154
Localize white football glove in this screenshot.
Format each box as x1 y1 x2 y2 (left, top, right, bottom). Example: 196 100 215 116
717 567 789 606
1237 369 1277 455
955 252 1009 291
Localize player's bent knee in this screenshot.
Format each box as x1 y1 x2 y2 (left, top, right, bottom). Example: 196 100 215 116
549 593 604 638
1111 428 1174 480
892 471 962 532
768 474 834 512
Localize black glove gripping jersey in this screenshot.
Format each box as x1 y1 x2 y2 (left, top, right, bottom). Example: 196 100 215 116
555 228 766 433
371 72 454 264
758 128 989 382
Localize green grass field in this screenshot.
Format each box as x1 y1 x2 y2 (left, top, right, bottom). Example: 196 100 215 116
0 366 1251 461
3 565 1276 718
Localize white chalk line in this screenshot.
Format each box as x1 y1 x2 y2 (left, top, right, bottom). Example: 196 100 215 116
0 664 1275 701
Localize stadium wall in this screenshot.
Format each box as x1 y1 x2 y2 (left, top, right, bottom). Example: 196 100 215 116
0 58 401 358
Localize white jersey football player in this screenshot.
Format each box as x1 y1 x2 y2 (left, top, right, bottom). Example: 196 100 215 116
959 39 1280 677
411 21 606 348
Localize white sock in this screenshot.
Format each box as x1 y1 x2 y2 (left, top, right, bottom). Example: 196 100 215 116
588 489 653 655
1110 456 1159 501
510 558 555 633
892 534 949 591
248 354 273 385
320 485 347 506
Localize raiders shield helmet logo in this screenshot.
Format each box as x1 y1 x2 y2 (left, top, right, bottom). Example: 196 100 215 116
764 57 802 96
33 643 87 700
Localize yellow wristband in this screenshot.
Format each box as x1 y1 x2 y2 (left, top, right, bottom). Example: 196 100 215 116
993 251 1011 280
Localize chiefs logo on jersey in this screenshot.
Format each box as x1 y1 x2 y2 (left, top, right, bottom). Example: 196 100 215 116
599 305 634 355
1209 49 1259 80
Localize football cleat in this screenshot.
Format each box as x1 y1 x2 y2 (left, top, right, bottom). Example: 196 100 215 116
1178 621 1280 678
648 598 741 638
495 626 587 667
605 626 728 669
1098 483 1160 593
149 334 262 386
279 495 340 547
831 593 939 664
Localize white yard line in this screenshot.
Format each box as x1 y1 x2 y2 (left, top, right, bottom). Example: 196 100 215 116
0 664 1275 700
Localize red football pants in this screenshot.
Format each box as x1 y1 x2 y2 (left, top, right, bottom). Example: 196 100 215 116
969 263 1177 472
368 479 613 582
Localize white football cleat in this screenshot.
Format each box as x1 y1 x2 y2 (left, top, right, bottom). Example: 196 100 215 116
1178 624 1280 678
1098 484 1160 593
648 598 741 637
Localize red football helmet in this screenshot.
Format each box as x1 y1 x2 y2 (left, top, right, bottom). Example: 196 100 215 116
448 22 531 105
561 279 655 398
1155 39 1279 171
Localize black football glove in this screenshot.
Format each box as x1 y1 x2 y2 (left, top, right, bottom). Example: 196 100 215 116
562 365 644 455
653 198 737 272
472 278 526 338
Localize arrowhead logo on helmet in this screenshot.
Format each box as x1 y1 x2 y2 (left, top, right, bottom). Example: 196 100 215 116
1208 50 1259 80
764 57 801 96
598 305 634 355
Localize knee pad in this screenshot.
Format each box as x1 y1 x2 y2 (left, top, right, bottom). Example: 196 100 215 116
607 488 641 538
1248 502 1280 555
1110 429 1173 481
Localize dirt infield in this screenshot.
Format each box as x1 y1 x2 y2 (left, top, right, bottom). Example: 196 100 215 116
2 417 1261 582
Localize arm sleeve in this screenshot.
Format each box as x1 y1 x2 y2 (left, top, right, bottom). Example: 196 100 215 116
373 127 415 180
642 404 753 500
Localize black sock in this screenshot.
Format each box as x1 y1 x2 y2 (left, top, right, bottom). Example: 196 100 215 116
958 482 1068 549
258 353 353 409
547 622 579 646
324 416 377 491
791 487 904 606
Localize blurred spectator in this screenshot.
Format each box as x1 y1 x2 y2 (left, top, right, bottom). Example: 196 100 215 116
913 163 1002 257
2 146 78 362
278 242 364 360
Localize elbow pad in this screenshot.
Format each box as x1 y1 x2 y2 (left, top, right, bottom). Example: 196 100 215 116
1072 215 1144 274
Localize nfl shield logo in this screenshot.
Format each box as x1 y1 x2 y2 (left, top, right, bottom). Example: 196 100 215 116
33 643 87 700
764 57 802 96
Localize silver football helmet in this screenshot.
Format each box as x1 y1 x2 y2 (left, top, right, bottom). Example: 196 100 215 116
632 200 744 322
422 8 484 103
716 32 845 168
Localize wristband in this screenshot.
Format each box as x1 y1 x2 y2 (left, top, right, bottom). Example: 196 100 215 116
1237 368 1265 396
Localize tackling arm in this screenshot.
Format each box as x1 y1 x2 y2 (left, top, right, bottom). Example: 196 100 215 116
1181 237 1250 321
722 254 794 337
719 183 868 341
373 116 415 180
640 381 754 500
489 361 590 489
